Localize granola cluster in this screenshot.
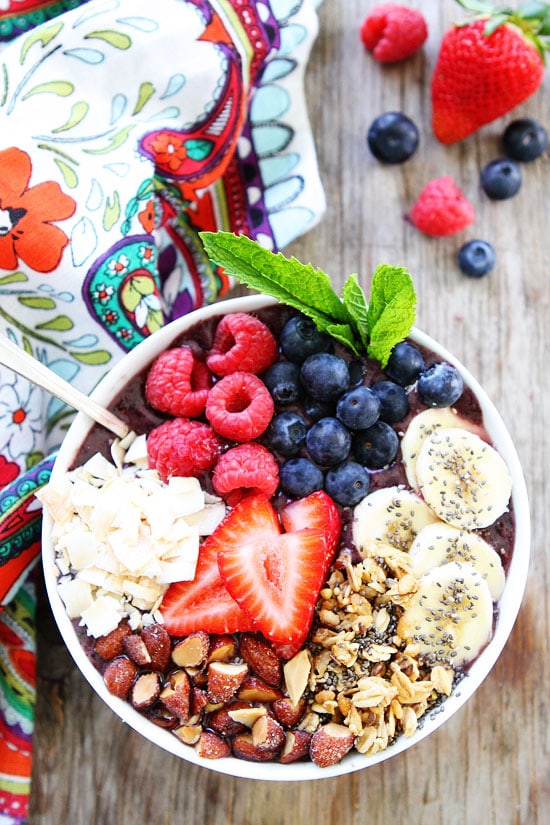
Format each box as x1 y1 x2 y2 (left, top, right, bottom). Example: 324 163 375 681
302 543 456 756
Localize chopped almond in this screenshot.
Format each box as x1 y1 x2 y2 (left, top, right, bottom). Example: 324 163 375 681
207 661 249 704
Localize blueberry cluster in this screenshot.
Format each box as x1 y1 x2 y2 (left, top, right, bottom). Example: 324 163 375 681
261 316 464 507
367 111 548 279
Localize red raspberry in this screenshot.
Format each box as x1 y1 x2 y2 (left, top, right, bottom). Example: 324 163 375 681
206 313 278 376
205 372 274 442
145 347 212 418
409 176 475 237
360 4 428 63
212 443 279 506
147 418 221 481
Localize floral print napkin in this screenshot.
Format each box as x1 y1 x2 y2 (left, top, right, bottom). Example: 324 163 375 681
0 1 325 821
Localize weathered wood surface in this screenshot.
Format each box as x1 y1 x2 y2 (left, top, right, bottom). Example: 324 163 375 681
29 2 549 823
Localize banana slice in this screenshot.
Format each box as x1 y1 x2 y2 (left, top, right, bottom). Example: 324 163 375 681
401 408 483 490
409 522 505 600
415 427 512 530
352 485 441 554
397 561 493 665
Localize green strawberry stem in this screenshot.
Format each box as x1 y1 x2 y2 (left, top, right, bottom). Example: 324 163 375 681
456 0 550 59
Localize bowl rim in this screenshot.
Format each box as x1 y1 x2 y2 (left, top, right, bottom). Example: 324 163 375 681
41 293 531 781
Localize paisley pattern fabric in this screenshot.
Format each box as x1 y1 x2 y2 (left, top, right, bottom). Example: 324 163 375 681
0 1 325 821
0 580 35 825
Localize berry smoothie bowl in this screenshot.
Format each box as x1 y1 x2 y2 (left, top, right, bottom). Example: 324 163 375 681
39 233 530 780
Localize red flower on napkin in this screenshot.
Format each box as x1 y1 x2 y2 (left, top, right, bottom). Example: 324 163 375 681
0 147 76 273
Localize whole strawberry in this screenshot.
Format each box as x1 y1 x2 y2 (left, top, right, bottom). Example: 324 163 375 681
432 0 550 144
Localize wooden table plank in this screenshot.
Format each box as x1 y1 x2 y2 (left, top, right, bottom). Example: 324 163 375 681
29 2 549 822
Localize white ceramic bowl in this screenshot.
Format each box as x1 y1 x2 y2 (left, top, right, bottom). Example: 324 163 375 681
41 294 530 780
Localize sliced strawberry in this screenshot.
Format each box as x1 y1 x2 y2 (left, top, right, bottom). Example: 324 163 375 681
281 490 341 564
160 494 282 635
160 536 252 637
216 497 332 659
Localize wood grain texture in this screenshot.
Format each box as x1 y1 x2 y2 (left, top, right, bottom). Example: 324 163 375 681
29 2 549 823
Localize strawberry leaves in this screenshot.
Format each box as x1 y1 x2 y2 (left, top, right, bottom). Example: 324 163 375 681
455 0 550 59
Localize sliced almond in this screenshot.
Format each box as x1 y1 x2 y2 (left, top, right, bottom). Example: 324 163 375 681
283 649 311 706
227 706 266 728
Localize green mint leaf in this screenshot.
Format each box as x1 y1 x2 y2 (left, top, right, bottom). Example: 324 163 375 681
201 231 417 366
342 273 369 350
366 264 416 367
325 323 361 356
200 231 351 325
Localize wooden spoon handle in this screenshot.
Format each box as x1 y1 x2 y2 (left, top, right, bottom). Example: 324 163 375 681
0 333 130 439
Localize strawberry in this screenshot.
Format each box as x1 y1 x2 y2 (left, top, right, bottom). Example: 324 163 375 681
360 4 428 63
280 490 341 563
431 0 550 144
159 533 254 638
409 176 475 237
160 492 339 656
216 494 334 659
160 493 282 635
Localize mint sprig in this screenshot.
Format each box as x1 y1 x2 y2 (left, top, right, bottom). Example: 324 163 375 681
200 231 416 366
366 264 417 366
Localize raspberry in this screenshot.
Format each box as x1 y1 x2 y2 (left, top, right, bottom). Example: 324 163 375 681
206 313 278 376
205 372 274 442
409 176 475 237
147 418 221 480
360 4 428 63
212 443 279 506
145 347 212 418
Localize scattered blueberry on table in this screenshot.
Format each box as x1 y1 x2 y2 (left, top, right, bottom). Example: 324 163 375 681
458 240 496 279
480 158 522 200
367 111 419 163
502 118 548 162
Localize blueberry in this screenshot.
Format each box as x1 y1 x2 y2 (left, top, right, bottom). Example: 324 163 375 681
262 361 303 405
325 461 370 507
280 315 332 364
502 118 548 162
480 158 522 200
304 395 334 421
301 353 350 401
367 112 419 164
418 363 464 407
385 341 425 387
266 412 307 457
306 417 352 466
371 380 409 423
336 386 380 430
353 422 399 469
280 457 324 498
457 240 496 278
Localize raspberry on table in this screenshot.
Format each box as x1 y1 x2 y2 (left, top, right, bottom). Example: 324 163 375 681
147 418 221 481
360 3 428 63
212 443 279 506
206 312 278 376
205 372 274 442
409 176 475 237
145 346 212 418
